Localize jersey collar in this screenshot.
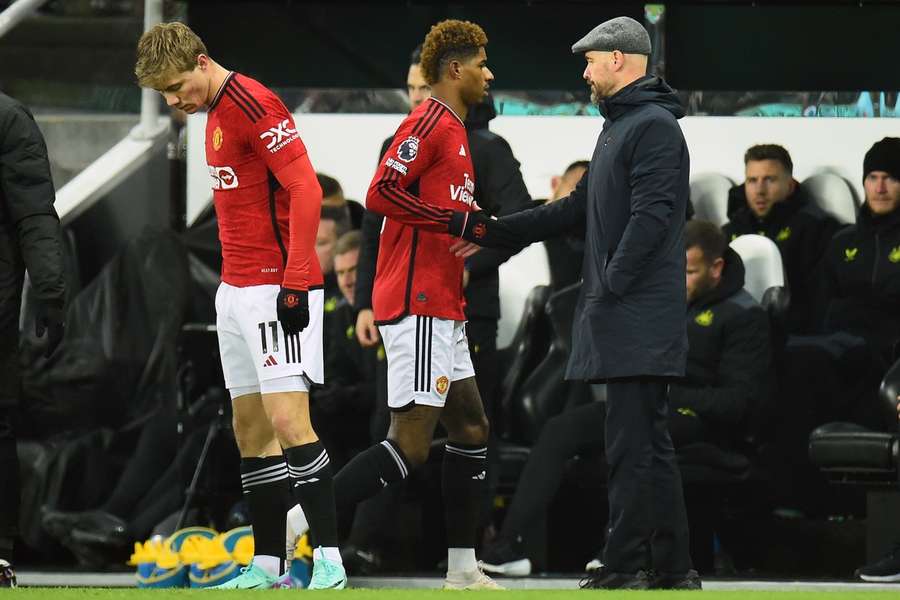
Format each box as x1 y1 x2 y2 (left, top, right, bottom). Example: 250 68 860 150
428 96 464 127
208 71 235 112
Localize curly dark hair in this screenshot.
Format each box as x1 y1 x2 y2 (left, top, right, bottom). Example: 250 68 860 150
420 20 488 86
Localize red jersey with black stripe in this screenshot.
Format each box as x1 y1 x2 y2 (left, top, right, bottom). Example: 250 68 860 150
205 72 323 289
366 97 476 323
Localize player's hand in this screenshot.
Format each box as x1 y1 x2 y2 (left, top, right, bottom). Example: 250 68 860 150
356 308 380 347
448 210 520 249
35 299 64 358
277 287 309 336
449 240 483 258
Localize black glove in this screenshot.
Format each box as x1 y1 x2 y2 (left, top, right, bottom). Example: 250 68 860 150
35 299 65 358
448 210 520 249
276 287 309 336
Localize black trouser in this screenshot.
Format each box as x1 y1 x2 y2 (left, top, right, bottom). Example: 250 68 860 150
499 397 703 546
0 276 22 557
603 377 692 574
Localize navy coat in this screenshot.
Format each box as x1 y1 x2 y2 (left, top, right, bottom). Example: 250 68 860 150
504 76 690 380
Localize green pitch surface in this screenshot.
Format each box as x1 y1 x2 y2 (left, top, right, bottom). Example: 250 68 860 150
9 590 900 599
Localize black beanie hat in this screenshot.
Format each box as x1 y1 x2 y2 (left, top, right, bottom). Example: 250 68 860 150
863 137 900 181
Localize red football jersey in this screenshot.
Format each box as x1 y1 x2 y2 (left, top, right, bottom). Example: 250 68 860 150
366 97 476 323
205 72 323 289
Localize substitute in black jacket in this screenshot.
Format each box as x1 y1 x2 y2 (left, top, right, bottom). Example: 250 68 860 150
822 137 900 365
0 92 66 575
723 145 840 333
671 221 772 449
464 18 696 589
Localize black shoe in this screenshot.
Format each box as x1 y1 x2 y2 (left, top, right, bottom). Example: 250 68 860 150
856 544 900 582
579 567 651 590
479 537 532 576
651 569 703 590
0 559 16 588
340 545 382 576
42 508 128 547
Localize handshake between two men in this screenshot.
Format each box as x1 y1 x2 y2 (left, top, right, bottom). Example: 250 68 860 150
447 209 522 257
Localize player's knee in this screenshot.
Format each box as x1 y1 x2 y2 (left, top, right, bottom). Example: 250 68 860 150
268 408 313 442
452 417 489 446
393 438 430 468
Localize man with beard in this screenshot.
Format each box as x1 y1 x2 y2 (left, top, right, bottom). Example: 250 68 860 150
452 15 696 589
723 145 840 333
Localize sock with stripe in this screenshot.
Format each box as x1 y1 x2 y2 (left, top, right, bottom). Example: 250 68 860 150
284 441 340 550
240 456 289 576
443 442 488 566
334 439 410 512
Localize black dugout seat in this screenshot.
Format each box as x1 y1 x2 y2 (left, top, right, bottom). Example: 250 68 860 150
809 357 900 562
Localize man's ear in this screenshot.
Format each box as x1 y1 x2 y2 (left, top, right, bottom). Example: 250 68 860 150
711 256 725 279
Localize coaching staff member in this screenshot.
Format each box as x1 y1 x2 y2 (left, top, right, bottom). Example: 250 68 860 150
0 91 66 583
451 16 697 590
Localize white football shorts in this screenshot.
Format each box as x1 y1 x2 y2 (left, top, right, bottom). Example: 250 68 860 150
378 314 475 410
215 283 324 394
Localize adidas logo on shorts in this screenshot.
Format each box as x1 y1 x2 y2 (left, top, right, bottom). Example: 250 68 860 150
263 355 278 367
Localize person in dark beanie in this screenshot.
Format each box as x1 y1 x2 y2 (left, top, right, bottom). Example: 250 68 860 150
821 137 900 363
723 144 840 334
773 138 900 515
0 92 66 585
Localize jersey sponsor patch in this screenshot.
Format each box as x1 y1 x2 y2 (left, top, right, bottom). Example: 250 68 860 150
259 119 299 153
385 157 408 175
397 136 420 163
449 172 475 206
209 165 239 190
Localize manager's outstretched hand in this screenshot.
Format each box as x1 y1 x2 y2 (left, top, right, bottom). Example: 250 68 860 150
448 210 520 249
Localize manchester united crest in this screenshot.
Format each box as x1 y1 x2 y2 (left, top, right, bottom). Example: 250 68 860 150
212 126 223 151
435 375 449 396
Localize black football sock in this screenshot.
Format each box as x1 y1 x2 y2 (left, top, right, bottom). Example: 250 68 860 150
285 441 339 548
443 443 488 548
334 440 410 512
240 456 289 571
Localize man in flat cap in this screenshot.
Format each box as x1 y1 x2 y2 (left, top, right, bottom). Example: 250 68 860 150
450 15 698 589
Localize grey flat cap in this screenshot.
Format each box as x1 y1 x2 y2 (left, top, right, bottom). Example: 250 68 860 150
572 16 651 55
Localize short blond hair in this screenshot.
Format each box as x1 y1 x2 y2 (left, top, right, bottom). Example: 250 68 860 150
135 22 207 89
420 20 487 86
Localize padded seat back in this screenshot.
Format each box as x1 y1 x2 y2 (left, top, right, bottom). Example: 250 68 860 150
802 172 859 225
497 285 552 438
808 357 900 483
690 173 734 226
729 234 785 303
498 243 551 349
510 282 581 444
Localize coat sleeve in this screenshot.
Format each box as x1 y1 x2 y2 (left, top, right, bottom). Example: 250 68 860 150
668 306 772 426
354 210 383 310
605 118 683 298
0 103 65 304
501 165 588 243
466 135 532 277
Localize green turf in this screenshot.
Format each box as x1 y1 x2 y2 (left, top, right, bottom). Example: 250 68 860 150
8 590 900 599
